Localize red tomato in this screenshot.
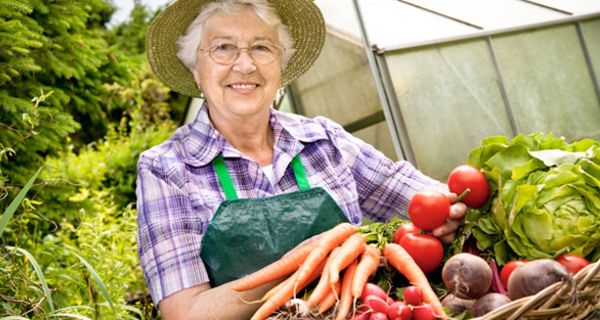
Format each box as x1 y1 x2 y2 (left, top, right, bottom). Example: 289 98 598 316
393 223 421 244
448 165 490 208
500 260 527 289
556 254 590 275
403 286 424 306
408 191 450 231
399 233 444 273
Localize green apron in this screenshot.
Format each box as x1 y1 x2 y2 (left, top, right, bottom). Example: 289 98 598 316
200 154 349 286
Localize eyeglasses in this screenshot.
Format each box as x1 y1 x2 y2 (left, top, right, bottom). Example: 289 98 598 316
199 42 283 65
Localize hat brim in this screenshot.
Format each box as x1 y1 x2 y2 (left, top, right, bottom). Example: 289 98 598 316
147 0 326 98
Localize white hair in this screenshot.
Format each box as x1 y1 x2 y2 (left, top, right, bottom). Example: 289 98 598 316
176 0 295 71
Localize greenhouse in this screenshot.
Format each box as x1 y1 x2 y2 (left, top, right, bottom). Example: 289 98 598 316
193 0 600 180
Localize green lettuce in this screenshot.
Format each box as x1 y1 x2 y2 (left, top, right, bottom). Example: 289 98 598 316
464 133 600 264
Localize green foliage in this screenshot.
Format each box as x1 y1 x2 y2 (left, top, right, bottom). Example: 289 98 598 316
1 0 183 318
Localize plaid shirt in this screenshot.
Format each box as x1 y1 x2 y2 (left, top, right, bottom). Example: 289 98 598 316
136 104 442 303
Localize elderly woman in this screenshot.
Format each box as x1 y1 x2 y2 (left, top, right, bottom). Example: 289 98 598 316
137 0 466 319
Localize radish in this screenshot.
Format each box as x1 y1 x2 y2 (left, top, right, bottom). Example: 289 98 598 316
361 283 388 302
442 253 492 299
369 312 388 320
412 304 436 320
507 259 575 300
363 295 390 314
388 301 411 320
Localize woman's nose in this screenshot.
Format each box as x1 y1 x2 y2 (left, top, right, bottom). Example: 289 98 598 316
232 49 257 74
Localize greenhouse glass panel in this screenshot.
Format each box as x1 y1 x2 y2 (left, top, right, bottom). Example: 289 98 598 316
580 19 600 126
492 24 600 141
352 121 397 161
385 40 513 180
292 33 381 127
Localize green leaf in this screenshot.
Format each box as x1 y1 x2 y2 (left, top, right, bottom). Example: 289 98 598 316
0 317 30 320
0 167 42 237
70 251 117 316
529 149 588 167
5 246 54 313
48 314 92 320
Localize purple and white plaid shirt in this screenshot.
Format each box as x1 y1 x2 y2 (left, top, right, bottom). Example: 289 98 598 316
136 104 442 304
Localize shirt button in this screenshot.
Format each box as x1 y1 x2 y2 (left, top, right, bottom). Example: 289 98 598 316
352 216 360 224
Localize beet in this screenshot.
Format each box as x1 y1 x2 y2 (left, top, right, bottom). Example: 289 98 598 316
442 253 493 299
441 294 475 314
507 259 575 300
471 292 511 317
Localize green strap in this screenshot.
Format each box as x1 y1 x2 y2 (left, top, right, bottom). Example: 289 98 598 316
213 154 239 200
213 154 310 200
291 155 310 191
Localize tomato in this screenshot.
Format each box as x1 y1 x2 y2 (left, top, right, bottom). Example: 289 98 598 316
408 191 450 231
393 223 421 244
556 254 590 275
500 260 527 289
399 233 444 273
402 286 424 305
448 165 490 208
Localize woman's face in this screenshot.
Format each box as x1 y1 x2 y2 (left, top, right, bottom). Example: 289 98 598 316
193 7 282 121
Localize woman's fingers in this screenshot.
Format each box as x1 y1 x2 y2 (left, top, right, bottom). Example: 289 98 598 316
432 218 461 239
449 202 467 220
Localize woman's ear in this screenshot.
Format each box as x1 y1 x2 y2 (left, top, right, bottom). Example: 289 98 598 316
192 68 201 87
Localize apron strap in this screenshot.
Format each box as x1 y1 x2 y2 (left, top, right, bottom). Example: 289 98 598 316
291 155 311 191
213 154 311 200
213 154 239 200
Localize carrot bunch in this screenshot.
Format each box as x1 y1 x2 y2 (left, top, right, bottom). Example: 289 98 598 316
234 221 447 320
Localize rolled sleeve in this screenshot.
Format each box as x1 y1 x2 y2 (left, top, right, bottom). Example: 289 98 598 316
323 118 443 221
136 157 210 304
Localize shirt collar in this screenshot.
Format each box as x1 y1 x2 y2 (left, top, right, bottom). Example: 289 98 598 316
176 102 329 167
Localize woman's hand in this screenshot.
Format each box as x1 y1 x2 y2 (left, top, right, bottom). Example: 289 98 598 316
431 192 467 244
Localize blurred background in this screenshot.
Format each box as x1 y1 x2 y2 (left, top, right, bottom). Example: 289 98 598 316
1 0 598 319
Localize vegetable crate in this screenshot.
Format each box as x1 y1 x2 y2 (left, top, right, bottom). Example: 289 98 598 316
477 261 600 320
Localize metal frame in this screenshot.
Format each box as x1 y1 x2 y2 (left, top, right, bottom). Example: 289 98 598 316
351 0 411 162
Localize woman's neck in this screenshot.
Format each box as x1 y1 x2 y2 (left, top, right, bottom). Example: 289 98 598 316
209 109 274 166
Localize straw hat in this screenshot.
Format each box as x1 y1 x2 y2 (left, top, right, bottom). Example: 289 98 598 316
147 0 326 98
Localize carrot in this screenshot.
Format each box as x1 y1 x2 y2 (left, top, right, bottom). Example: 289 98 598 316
250 259 326 320
335 259 358 320
306 247 341 307
383 243 447 319
293 223 356 291
351 244 381 298
328 234 366 286
317 279 341 315
234 241 315 291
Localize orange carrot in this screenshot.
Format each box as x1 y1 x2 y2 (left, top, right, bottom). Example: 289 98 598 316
383 243 447 319
306 247 341 307
351 244 381 298
293 223 356 291
328 234 366 286
250 259 326 320
335 259 358 320
234 241 315 291
317 279 341 315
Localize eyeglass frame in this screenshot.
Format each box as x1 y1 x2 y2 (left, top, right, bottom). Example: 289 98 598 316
198 42 285 65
